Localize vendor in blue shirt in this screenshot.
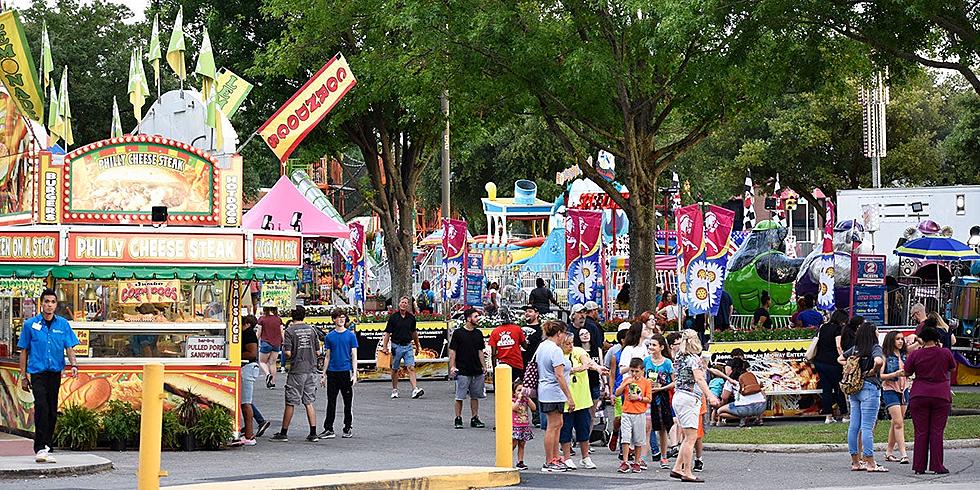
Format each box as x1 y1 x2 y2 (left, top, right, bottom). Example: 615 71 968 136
318 309 359 439
796 294 824 329
18 288 80 463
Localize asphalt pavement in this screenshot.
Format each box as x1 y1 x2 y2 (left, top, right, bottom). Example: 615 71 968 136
8 379 980 489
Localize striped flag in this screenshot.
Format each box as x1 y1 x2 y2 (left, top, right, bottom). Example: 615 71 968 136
53 67 73 146
166 6 186 81
671 172 681 210
128 48 150 121
147 14 162 88
47 84 60 142
742 170 755 231
194 27 216 96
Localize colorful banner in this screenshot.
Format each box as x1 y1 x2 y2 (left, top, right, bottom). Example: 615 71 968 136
0 92 31 223
853 285 886 325
117 279 180 304
565 209 602 307
701 205 736 315
817 200 836 311
853 254 886 286
252 235 302 266
675 204 704 311
259 53 356 163
0 11 44 122
348 222 365 303
0 231 59 262
214 68 253 118
260 281 294 310
67 231 245 265
465 252 484 307
36 151 61 224
442 218 467 301
0 278 44 297
63 135 220 225
218 154 243 227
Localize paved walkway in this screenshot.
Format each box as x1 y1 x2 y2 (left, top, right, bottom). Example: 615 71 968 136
0 453 112 479
5 380 979 489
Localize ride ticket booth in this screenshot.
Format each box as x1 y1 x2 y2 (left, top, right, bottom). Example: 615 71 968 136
0 135 300 436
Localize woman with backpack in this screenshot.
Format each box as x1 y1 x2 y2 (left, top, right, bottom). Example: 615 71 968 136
417 281 435 314
838 321 887 473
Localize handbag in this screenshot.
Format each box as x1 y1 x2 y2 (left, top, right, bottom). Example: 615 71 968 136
805 336 819 361
522 352 539 398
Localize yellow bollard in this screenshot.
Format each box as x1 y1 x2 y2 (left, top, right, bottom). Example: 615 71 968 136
494 364 513 468
137 363 167 490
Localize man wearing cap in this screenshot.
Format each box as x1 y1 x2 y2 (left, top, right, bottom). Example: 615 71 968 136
520 305 544 427
575 302 605 352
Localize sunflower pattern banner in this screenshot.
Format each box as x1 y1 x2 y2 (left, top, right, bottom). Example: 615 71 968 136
442 218 467 301
675 205 705 313
817 200 836 311
565 209 603 307
348 222 365 303
702 205 736 315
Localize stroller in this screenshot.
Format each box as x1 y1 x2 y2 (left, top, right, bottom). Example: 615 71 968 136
589 399 610 446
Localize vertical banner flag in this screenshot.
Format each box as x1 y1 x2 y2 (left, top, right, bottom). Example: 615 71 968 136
465 253 485 307
671 172 681 211
348 222 365 303
743 169 755 231
817 200 836 311
702 205 736 315
0 11 44 122
259 53 356 163
675 205 705 313
442 218 468 301
214 68 253 118
565 209 603 308
772 173 785 227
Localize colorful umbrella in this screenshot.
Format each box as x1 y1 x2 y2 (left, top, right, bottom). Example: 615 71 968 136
894 235 980 261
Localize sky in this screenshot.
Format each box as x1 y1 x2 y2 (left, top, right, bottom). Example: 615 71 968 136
7 0 149 22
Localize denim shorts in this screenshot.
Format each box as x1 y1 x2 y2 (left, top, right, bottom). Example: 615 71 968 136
240 362 260 404
590 385 601 401
559 408 591 443
391 343 415 370
882 389 909 409
259 340 279 354
726 401 765 418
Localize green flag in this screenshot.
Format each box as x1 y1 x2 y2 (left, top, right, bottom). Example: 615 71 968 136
47 84 60 142
195 27 216 96
206 84 224 150
111 96 123 138
128 48 150 121
166 6 186 80
147 13 162 88
41 21 53 88
55 67 72 146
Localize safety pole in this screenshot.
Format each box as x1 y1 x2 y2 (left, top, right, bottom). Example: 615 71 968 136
494 364 513 468
137 363 167 490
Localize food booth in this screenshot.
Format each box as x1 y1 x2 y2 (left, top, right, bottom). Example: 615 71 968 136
0 135 301 436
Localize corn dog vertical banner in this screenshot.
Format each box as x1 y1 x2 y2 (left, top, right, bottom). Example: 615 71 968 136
258 54 356 163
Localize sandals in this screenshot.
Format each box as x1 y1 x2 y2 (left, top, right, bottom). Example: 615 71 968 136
850 461 868 471
866 464 889 473
884 455 899 462
900 457 910 465
681 476 705 483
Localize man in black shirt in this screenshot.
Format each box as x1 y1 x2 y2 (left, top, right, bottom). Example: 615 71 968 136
521 305 543 368
381 296 424 399
714 290 733 331
753 292 773 329
528 278 558 314
450 308 487 428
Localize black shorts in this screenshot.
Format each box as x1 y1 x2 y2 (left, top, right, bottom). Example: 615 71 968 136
540 401 566 414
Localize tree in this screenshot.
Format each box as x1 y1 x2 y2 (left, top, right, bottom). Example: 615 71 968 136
442 0 848 313
21 0 140 147
253 0 455 301
782 1 980 95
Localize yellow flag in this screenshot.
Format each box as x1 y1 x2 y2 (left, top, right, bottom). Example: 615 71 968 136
0 11 44 122
166 7 186 80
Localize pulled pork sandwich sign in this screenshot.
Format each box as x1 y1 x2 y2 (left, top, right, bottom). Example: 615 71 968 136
62 135 220 225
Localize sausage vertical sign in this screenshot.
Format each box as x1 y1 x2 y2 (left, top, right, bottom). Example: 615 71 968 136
258 53 356 163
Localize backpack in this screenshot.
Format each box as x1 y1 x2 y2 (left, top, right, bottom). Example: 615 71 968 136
417 291 431 310
840 355 866 395
522 352 539 398
738 371 762 396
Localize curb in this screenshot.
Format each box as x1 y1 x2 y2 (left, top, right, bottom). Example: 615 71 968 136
706 438 980 453
0 454 113 479
163 465 520 490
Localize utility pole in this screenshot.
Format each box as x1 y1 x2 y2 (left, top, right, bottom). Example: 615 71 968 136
441 91 451 218
860 71 889 188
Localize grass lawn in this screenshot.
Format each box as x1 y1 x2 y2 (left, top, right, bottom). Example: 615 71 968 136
952 391 980 410
703 415 980 445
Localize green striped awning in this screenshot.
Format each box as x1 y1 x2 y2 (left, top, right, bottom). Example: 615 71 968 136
0 265 296 281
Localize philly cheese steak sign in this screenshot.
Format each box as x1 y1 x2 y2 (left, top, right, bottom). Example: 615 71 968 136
67 231 244 266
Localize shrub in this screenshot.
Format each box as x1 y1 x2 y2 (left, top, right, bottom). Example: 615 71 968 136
54 404 100 450
189 403 233 450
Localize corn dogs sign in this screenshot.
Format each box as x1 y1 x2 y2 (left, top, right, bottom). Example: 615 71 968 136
259 53 356 163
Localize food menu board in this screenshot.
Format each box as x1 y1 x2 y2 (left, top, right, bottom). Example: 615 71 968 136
712 348 820 395
62 135 220 225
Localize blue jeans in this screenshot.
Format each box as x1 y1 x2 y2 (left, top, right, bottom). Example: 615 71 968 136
847 381 881 457
649 418 661 455
251 403 265 424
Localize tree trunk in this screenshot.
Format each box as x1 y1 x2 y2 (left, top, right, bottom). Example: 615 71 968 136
626 177 661 317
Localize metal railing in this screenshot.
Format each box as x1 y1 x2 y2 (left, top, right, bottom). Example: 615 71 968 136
730 314 793 330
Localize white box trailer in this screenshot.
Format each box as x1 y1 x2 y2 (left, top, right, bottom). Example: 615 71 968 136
837 186 980 265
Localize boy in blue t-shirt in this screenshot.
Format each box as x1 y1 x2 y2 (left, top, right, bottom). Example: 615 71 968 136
319 310 359 439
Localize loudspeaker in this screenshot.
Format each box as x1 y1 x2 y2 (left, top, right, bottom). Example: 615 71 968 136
151 206 168 223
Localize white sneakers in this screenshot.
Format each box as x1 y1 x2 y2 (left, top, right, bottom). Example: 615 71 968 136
35 446 56 463
391 389 399 398
580 457 597 469
562 458 577 470
412 387 425 399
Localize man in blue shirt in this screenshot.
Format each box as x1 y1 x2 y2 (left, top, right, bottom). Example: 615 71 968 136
797 294 824 329
319 309 359 439
18 288 79 463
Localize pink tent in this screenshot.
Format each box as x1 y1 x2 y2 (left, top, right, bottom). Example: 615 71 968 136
243 176 349 239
